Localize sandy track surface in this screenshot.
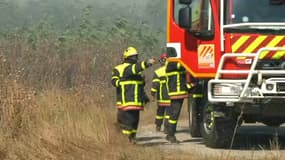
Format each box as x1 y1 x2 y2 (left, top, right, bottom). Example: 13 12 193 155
137 120 285 159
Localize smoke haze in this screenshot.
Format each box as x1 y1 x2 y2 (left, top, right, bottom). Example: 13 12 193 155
0 0 166 30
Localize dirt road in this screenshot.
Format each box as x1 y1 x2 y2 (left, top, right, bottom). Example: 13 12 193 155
137 120 285 159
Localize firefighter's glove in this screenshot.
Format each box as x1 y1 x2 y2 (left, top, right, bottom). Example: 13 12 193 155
187 83 196 93
146 58 156 66
150 92 156 102
143 94 150 104
152 96 155 102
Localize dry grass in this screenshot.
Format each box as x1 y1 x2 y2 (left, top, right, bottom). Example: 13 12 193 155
0 82 168 160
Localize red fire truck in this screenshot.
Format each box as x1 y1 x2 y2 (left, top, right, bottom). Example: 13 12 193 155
167 0 285 148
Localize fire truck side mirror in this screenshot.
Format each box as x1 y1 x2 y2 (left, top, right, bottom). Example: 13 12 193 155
179 0 192 5
179 7 192 29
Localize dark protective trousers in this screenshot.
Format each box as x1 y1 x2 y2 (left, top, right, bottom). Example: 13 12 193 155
117 109 140 137
167 99 184 136
155 106 171 129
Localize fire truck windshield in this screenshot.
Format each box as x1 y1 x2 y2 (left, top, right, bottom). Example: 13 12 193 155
225 0 285 24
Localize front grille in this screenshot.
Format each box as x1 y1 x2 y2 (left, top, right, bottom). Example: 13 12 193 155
277 83 285 92
256 60 283 70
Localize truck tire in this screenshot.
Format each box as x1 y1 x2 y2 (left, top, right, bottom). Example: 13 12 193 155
188 96 201 137
200 101 236 148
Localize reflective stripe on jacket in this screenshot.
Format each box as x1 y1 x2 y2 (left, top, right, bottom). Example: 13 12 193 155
165 61 189 99
111 61 148 110
151 66 170 106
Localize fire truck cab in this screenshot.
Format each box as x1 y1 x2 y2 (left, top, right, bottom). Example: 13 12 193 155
167 0 285 148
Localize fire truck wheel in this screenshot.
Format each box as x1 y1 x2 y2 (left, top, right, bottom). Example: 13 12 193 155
200 102 236 148
188 96 201 137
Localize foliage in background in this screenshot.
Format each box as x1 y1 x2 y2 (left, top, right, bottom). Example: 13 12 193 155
0 0 167 90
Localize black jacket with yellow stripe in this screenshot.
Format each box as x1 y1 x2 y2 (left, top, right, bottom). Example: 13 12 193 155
111 61 150 111
165 61 189 99
151 66 170 106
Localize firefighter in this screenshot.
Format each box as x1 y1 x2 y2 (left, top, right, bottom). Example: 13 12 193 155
111 46 156 144
151 53 171 133
165 60 191 143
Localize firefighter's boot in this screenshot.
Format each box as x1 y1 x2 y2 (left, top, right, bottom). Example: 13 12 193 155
166 123 180 143
128 133 137 144
166 135 180 144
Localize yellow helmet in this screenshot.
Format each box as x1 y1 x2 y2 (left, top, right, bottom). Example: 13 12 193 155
123 47 138 59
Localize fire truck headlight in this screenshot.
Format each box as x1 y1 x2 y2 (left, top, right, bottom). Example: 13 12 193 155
280 62 285 69
266 84 274 91
213 84 242 96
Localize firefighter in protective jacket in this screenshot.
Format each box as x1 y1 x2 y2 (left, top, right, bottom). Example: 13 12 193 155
151 53 171 132
111 46 156 144
165 60 191 143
